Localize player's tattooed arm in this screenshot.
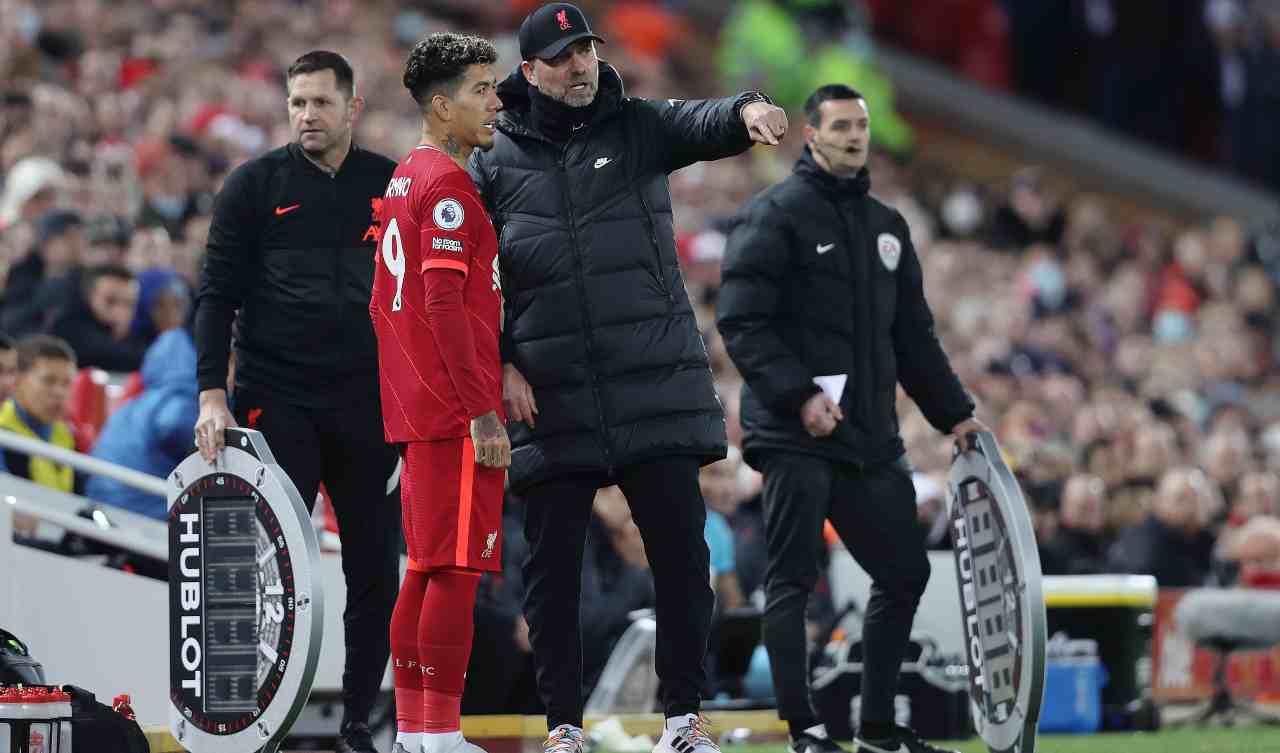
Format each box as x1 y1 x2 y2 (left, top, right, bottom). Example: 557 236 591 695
470 410 511 468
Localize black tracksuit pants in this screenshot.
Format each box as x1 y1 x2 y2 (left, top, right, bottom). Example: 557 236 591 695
233 386 402 727
521 457 713 729
758 452 930 730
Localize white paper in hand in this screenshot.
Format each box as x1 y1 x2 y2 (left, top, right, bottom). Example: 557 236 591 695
813 374 847 404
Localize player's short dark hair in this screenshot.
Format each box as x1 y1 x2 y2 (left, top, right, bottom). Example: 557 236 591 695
16 335 75 372
804 84 865 127
287 50 355 99
403 33 499 110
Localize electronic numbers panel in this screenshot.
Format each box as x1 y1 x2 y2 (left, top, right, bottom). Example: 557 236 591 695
168 429 323 753
948 431 1046 753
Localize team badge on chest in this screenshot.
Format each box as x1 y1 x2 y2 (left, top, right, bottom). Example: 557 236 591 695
877 233 901 271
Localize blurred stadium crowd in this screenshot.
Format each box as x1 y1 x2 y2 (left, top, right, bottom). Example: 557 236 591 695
2 0 1279 711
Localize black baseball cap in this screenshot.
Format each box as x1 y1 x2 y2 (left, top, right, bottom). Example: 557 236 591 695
519 3 605 61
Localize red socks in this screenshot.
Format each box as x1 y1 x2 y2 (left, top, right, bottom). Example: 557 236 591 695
392 570 429 734
391 567 481 735
420 569 479 731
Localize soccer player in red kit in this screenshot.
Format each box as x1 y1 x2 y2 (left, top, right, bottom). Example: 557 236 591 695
370 33 508 753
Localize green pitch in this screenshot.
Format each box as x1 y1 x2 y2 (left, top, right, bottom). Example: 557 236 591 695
605 726 1280 753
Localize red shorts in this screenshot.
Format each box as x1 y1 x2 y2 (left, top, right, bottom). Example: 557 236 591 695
400 437 504 572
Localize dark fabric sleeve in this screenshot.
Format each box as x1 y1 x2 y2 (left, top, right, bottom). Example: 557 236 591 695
716 201 820 416
194 163 260 393
644 93 755 174
890 215 974 434
467 151 516 365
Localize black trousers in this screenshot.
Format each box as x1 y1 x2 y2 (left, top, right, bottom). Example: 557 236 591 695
233 387 402 726
521 457 713 728
758 452 929 729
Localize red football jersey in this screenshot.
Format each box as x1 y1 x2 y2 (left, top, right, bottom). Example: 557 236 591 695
370 145 503 442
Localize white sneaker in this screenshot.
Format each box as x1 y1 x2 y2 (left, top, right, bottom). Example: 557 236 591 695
544 724 586 753
421 731 489 753
654 714 719 753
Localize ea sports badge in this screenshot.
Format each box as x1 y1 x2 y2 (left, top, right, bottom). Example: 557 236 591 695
168 428 324 753
947 431 1046 753
877 233 901 271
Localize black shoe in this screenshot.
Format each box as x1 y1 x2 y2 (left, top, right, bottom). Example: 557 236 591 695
854 725 959 753
790 733 850 753
336 720 380 753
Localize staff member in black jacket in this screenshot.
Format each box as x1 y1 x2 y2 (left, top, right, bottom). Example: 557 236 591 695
468 5 787 753
192 51 399 753
717 85 986 753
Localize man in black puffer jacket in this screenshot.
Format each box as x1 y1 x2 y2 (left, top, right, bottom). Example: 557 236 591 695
717 85 985 753
468 4 788 752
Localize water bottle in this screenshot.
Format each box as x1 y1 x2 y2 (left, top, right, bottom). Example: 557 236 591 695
24 687 53 753
48 689 72 753
0 686 19 752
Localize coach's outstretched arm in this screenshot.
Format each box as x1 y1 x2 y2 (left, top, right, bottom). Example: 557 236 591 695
645 91 787 174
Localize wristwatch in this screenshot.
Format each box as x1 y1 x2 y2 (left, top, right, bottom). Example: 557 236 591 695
735 91 774 119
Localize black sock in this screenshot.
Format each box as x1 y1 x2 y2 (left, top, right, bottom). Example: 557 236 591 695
858 721 895 740
788 719 824 740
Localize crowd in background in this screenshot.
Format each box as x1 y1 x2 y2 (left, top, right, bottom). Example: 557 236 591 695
1 0 1279 712
868 0 1280 193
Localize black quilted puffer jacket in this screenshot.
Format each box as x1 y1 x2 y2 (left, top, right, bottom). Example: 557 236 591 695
469 63 757 491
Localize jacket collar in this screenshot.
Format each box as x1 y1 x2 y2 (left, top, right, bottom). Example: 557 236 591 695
496 61 625 143
794 146 871 198
288 142 362 176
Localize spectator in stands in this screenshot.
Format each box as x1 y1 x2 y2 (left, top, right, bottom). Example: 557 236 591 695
1231 470 1280 525
0 332 16 403
0 335 78 495
1107 466 1217 587
1218 515 1280 587
135 140 200 240
129 268 191 346
81 214 132 267
83 327 197 519
1040 473 1110 575
48 264 147 372
0 156 63 229
1203 427 1254 508
701 451 747 610
1109 421 1179 530
986 168 1065 251
2 209 83 336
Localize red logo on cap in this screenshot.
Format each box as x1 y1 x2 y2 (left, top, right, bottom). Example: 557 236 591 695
557 9 572 30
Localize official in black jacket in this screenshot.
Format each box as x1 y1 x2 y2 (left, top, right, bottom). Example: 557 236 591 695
467 5 788 750
717 85 984 753
191 51 398 753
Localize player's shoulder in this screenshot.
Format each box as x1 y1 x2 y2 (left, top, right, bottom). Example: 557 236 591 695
409 151 480 195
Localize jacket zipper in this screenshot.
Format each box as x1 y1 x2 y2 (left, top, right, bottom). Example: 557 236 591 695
850 198 877 435
558 146 614 474
635 191 673 310
829 196 872 441
328 170 343 340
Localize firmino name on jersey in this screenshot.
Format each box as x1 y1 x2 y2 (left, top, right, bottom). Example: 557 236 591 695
386 177 412 198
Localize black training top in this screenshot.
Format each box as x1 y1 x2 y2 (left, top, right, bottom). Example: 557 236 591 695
194 142 395 404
